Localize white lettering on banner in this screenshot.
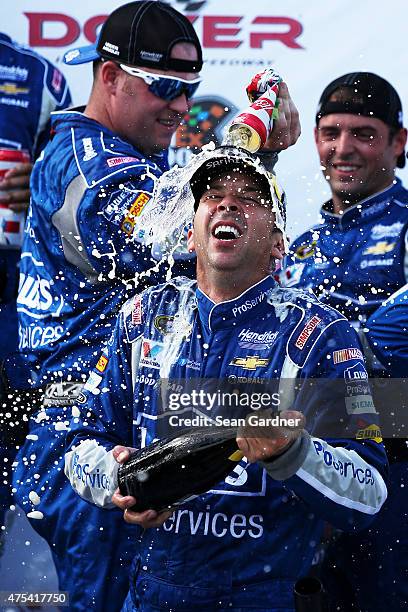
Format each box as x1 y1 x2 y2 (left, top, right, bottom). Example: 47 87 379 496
25 13 304 51
18 323 63 349
17 273 53 311
162 506 264 539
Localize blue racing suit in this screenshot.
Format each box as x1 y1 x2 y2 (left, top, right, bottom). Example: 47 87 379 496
65 275 388 612
282 179 408 322
11 109 194 611
366 283 408 376
0 33 72 359
0 33 71 535
282 182 408 611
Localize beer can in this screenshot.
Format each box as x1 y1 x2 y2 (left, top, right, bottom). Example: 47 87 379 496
0 148 31 248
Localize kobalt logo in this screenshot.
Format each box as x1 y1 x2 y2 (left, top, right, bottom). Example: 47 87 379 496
238 328 278 350
360 258 394 269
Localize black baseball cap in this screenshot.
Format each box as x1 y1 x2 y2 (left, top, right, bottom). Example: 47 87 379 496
316 72 405 168
63 1 202 73
189 146 287 231
190 148 272 210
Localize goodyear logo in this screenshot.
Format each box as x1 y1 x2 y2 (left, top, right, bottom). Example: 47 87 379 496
229 356 269 370
121 193 150 235
363 241 395 256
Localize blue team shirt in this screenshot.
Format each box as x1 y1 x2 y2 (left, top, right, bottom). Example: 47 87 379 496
0 33 72 359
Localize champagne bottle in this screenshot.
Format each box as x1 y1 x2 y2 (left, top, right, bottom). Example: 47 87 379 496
118 428 244 512
224 68 282 153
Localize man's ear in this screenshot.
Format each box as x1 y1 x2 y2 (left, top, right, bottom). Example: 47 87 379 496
270 230 286 262
392 127 407 159
187 227 195 253
100 61 121 92
313 125 319 146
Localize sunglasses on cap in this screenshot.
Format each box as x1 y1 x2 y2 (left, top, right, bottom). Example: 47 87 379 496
119 65 201 101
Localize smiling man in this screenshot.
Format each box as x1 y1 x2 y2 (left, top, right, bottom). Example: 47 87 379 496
284 72 408 321
281 72 408 612
10 2 202 610
65 146 388 612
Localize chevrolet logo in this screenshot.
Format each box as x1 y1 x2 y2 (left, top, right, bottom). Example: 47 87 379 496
0 82 29 95
363 241 395 256
229 356 269 370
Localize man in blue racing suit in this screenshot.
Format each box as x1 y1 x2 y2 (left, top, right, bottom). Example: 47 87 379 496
0 32 72 359
281 72 407 612
10 3 203 610
9 3 300 609
65 146 388 612
0 32 71 534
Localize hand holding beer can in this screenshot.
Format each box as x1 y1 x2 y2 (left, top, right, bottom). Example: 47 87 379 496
224 68 282 152
0 148 31 248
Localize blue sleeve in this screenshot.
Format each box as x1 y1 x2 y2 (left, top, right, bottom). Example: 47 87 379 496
265 318 388 532
64 305 138 508
66 308 134 454
366 285 408 377
68 169 167 282
34 61 72 157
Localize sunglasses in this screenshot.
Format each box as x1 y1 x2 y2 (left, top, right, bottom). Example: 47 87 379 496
119 65 201 101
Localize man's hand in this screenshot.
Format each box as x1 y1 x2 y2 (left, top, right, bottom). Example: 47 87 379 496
0 163 33 212
236 409 305 463
111 445 173 528
263 82 301 151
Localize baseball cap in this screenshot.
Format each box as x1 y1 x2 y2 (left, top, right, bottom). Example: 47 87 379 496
63 1 202 73
190 146 286 220
316 72 405 168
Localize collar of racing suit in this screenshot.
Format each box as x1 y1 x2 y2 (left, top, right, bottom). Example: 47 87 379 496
49 107 170 171
320 177 402 229
195 275 276 332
